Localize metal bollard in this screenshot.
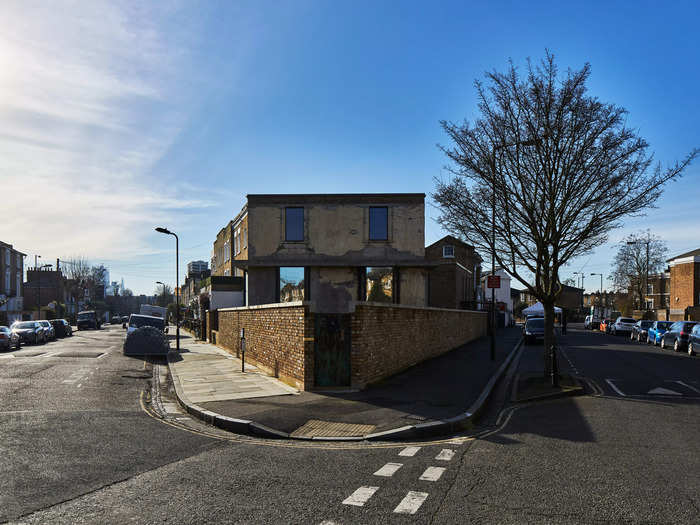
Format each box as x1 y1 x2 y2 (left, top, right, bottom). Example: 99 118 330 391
550 343 559 387
240 328 246 373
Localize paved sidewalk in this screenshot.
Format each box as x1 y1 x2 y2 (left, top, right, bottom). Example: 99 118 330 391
168 327 522 438
169 336 298 404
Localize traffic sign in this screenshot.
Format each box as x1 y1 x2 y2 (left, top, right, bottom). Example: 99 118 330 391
487 275 501 289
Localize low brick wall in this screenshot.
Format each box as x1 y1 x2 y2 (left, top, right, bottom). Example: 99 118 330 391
350 303 487 388
214 302 312 390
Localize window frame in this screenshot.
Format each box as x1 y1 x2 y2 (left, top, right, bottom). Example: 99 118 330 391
368 206 389 241
443 245 455 258
284 207 305 242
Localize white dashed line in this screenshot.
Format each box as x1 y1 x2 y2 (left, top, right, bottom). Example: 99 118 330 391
419 466 445 482
393 491 428 514
398 446 421 457
675 380 700 394
76 384 82 389
373 462 403 477
342 486 379 507
319 521 340 525
435 449 455 461
605 379 627 397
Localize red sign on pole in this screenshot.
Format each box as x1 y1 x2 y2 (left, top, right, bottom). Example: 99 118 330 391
487 275 501 289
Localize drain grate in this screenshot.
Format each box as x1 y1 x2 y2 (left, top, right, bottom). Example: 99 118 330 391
290 419 376 438
51 351 104 358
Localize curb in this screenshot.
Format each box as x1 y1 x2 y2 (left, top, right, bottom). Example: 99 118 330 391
166 336 523 442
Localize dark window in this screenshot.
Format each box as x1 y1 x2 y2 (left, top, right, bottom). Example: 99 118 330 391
369 207 388 241
285 207 304 241
443 245 455 258
279 267 305 302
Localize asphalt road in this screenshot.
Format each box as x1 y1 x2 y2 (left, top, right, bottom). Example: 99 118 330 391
2 323 699 524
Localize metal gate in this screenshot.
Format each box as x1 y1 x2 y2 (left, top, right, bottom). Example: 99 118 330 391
314 314 351 387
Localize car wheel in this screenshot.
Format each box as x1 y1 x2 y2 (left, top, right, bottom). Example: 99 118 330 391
660 337 666 349
688 342 695 356
673 339 679 352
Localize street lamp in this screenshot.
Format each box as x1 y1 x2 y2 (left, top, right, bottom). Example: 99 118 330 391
488 137 542 362
155 227 179 352
591 273 604 308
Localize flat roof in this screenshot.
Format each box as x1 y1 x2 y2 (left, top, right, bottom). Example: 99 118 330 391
247 193 425 205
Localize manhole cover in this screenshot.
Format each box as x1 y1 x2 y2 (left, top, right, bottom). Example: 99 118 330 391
51 351 104 358
290 419 375 438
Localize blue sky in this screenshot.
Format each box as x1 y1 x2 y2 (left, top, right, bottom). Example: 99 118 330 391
2 0 698 295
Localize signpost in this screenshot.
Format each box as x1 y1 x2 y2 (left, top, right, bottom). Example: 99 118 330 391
487 275 501 289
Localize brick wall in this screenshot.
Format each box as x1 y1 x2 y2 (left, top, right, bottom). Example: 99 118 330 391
214 302 312 390
350 303 487 388
670 262 699 314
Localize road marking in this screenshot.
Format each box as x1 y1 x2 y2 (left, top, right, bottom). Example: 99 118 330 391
435 449 455 461
319 521 340 525
647 387 682 396
0 354 14 359
76 383 82 388
675 380 700 394
342 486 379 507
419 466 445 482
393 491 429 514
605 379 627 397
373 462 403 477
398 446 421 457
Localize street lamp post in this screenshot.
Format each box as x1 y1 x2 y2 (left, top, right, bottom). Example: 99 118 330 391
488 137 542 362
156 281 166 304
155 227 179 352
591 273 603 308
35 255 41 320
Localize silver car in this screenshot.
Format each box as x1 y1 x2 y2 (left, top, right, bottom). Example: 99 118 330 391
38 320 56 341
611 317 637 336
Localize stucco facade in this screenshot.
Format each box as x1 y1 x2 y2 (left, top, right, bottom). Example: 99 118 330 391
223 194 429 313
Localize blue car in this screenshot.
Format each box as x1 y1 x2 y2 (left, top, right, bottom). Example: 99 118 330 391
647 321 673 345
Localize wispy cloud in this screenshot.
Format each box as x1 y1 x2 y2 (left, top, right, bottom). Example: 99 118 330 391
0 1 211 260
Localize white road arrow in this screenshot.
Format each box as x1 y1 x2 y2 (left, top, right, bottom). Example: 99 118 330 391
647 387 682 396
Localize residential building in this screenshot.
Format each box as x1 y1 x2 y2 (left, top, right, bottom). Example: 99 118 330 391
187 260 209 277
226 193 430 312
0 241 26 324
212 205 248 278
642 271 671 310
425 235 482 309
23 267 71 319
480 268 513 326
206 192 487 391
667 248 700 320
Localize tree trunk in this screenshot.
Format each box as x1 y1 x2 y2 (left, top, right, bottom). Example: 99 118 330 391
542 299 555 377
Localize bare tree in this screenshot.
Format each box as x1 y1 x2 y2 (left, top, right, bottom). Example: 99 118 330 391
434 52 697 375
155 284 173 307
610 231 667 309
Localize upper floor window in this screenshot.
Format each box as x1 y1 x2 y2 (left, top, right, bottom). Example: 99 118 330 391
5 269 10 293
443 245 455 258
16 272 21 296
234 229 240 256
243 228 247 249
5 249 9 266
369 207 388 241
285 207 304 242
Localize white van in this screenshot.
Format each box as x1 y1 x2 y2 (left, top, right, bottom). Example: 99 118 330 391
125 314 167 335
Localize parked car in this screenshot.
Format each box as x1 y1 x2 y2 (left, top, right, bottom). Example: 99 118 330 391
647 321 673 345
38 320 56 341
631 320 653 342
688 324 700 356
111 316 123 325
584 315 600 330
125 314 167 335
11 321 46 345
660 321 698 352
49 319 72 337
599 318 613 334
611 317 636 336
523 317 545 344
0 326 21 351
77 310 100 330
